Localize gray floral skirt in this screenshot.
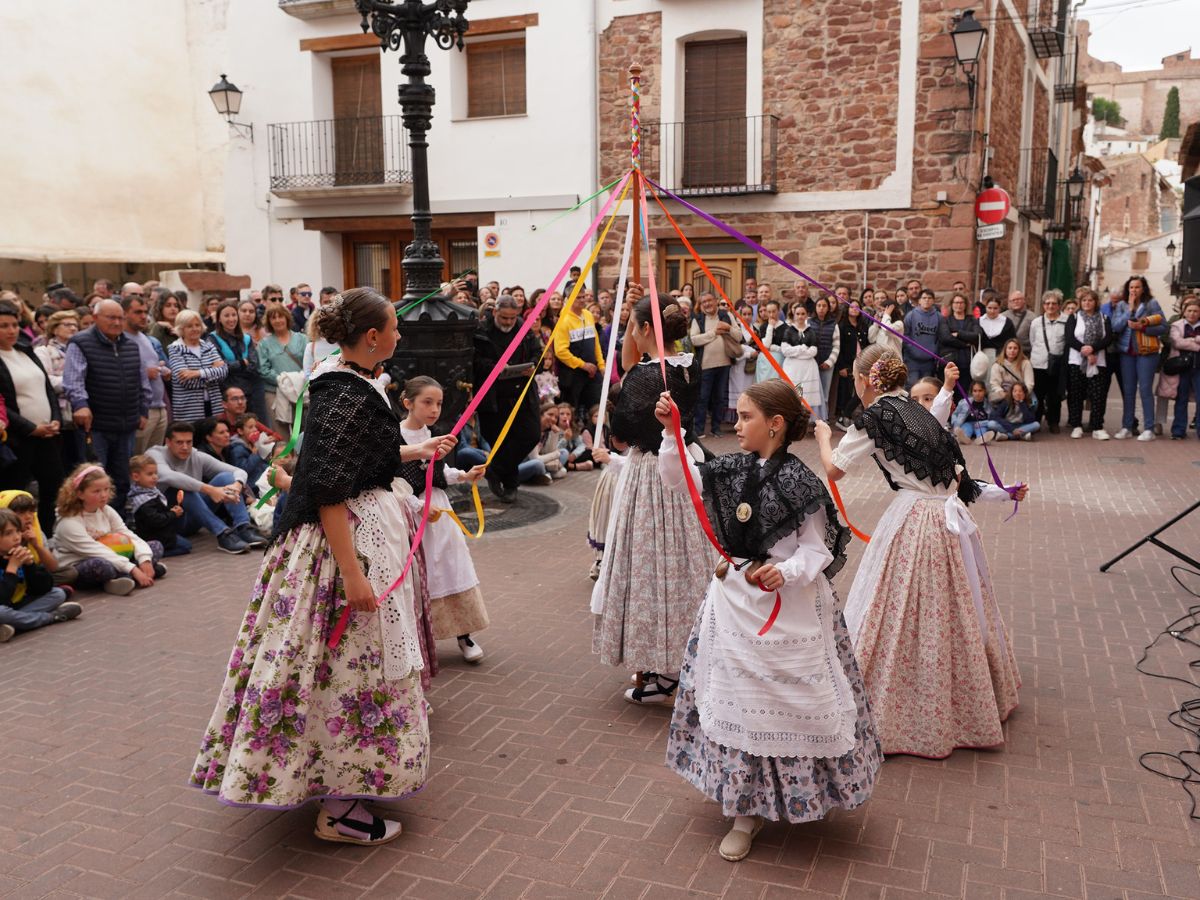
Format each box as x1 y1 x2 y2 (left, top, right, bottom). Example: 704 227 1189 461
666 610 882 822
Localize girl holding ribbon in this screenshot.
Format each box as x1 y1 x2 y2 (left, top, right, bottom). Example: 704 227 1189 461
590 294 712 706
651 379 880 863
814 345 1025 759
190 288 454 846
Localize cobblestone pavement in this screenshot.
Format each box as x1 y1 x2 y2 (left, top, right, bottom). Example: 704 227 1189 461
2 420 1200 899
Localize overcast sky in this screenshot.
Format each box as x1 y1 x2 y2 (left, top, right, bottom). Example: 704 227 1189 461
1082 0 1200 72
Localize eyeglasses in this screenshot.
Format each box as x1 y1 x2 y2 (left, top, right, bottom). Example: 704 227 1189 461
298 292 312 298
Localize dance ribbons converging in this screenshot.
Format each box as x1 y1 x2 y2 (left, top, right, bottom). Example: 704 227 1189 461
593 202 637 448
327 170 635 650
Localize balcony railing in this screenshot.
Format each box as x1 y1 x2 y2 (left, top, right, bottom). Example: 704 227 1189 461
1054 38 1079 103
1017 147 1058 220
1028 0 1069 58
268 115 412 193
642 114 778 197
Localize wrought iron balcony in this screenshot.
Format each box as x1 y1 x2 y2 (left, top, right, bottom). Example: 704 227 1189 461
642 114 778 197
1017 147 1058 220
1055 38 1079 103
1029 0 1069 59
268 115 412 197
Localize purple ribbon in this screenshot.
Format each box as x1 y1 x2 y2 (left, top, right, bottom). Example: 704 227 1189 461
647 177 1023 512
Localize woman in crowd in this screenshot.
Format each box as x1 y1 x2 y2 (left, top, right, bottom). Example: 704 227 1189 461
782 304 823 421
1111 275 1168 441
754 300 791 383
190 287 453 845
812 297 840 420
590 294 711 706
1064 287 1114 441
151 292 182 347
1166 296 1200 440
1029 289 1068 434
725 301 757 423
0 301 64 531
653 379 879 862
167 309 227 422
835 299 871 425
33 310 80 470
238 299 267 345
868 293 904 356
937 292 980 381
814 345 1023 758
978 296 1016 369
257 301 307 427
988 339 1035 403
209 300 268 422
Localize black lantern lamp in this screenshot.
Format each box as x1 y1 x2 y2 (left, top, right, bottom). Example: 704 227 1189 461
356 0 476 429
208 74 253 141
950 10 987 106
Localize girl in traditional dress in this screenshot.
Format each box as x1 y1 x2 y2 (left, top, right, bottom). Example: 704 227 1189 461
814 345 1024 759
782 303 823 421
653 379 880 862
190 288 453 846
399 376 490 664
590 294 712 706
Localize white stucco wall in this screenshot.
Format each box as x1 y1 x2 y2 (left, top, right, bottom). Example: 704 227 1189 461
0 0 229 264
1099 230 1182 302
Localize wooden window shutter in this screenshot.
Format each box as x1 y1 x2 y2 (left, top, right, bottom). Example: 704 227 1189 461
332 56 384 185
683 38 747 188
467 37 526 118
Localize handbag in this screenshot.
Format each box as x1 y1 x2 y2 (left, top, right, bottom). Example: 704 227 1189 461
969 335 990 380
1163 350 1197 376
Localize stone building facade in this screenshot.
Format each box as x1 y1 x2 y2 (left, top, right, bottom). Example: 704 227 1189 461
595 0 1078 306
1098 155 1178 244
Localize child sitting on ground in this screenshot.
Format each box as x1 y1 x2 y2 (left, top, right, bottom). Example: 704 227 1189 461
127 454 191 557
227 415 269 493
0 490 77 586
54 464 166 596
987 382 1040 442
559 403 594 471
0 508 81 643
951 381 995 445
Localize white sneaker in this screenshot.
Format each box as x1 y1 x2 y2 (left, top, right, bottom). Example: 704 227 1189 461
457 635 484 663
624 675 679 706
1021 432 1033 442
1136 430 1155 442
0 623 14 643
1113 428 1132 440
103 577 136 596
1092 429 1111 441
1070 427 1083 439
588 559 601 581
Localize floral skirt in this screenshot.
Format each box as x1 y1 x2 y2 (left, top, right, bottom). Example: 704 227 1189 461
189 523 429 808
586 464 619 555
851 497 1020 759
591 448 714 672
666 610 882 822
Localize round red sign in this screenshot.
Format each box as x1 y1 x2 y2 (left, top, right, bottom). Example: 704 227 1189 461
975 187 1011 226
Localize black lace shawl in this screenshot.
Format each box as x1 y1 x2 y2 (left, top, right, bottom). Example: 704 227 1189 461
700 450 850 579
853 395 981 505
610 358 699 453
272 371 403 539
397 429 448 497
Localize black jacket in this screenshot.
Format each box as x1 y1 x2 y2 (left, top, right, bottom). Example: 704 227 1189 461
0 562 55 608
0 340 61 445
1063 314 1115 354
130 495 181 549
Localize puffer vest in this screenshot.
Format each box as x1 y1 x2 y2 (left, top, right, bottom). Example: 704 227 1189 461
69 327 143 431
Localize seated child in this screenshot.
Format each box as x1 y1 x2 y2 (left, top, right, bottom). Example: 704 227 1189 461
227 415 269 494
951 381 995 445
54 464 166 596
0 508 81 643
127 454 191 558
0 490 77 586
558 403 593 471
987 382 1040 442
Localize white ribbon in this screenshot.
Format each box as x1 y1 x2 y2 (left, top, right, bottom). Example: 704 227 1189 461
593 202 637 449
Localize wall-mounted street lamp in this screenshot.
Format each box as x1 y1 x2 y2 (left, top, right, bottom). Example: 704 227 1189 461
950 10 987 106
208 74 253 141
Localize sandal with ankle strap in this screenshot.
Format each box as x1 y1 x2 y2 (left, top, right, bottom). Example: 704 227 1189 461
624 675 679 706
313 801 403 845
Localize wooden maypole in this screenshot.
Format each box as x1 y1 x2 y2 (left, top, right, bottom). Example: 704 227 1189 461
629 64 643 283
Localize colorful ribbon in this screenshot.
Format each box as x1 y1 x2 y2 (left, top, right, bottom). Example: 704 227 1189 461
593 201 637 448
327 170 635 650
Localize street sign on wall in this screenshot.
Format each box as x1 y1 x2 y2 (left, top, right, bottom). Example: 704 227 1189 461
976 223 1005 241
975 187 1011 225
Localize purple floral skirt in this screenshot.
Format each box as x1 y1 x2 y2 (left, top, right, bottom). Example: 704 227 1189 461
189 522 429 808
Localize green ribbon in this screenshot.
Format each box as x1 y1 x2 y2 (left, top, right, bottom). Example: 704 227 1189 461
537 176 625 230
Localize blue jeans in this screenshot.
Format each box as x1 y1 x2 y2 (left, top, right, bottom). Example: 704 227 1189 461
1173 367 1200 438
458 446 547 483
0 587 68 632
1119 353 1160 430
695 366 730 434
90 430 136 510
904 356 937 388
957 421 985 439
163 534 192 557
180 471 249 537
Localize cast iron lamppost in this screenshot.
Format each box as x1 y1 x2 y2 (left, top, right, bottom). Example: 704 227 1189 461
208 74 253 141
1066 165 1085 224
1166 238 1179 295
356 0 477 427
950 10 987 107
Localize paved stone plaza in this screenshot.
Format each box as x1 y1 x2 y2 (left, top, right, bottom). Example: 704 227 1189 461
2 427 1200 899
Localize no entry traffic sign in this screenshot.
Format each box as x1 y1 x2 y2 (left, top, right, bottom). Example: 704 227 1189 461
975 187 1011 225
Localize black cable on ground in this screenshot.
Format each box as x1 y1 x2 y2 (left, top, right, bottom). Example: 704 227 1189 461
1135 566 1200 819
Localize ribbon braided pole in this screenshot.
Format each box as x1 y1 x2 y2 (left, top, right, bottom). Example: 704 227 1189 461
645 177 1024 511
327 171 634 649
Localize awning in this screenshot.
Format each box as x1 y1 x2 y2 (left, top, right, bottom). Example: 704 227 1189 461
0 245 226 265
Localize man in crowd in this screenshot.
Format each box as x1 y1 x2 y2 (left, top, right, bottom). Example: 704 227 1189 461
122 294 170 453
690 291 741 437
49 287 81 311
902 289 940 387
290 283 314 331
147 421 263 554
554 288 605 417
473 295 543 502
63 299 150 510
120 282 145 303
92 279 115 300
1004 289 1033 356
218 385 282 442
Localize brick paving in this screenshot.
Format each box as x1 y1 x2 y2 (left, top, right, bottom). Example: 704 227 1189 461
2 418 1200 899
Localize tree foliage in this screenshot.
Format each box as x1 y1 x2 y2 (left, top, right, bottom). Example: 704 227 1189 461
1092 97 1123 126
1160 86 1181 140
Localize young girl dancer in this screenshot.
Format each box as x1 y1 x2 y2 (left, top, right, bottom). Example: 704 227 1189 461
814 345 1023 759
653 380 880 862
591 295 712 705
190 288 453 845
399 376 490 664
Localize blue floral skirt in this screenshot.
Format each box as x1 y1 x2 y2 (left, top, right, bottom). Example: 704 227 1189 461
666 610 882 822
189 522 429 809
